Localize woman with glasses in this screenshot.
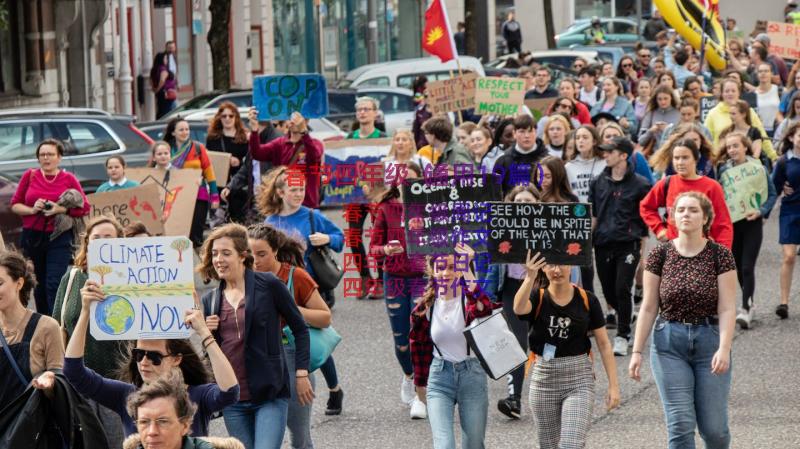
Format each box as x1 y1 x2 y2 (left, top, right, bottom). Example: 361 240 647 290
616 56 641 99
556 78 592 124
11 138 90 316
63 274 240 438
206 101 251 224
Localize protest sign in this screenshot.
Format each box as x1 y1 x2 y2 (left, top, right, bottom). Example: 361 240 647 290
127 168 200 237
322 138 392 206
403 174 502 255
88 236 195 340
487 202 593 266
87 184 165 235
699 96 719 123
474 77 526 116
253 74 329 121
766 21 800 60
718 159 769 223
207 151 232 186
426 73 478 114
524 98 554 120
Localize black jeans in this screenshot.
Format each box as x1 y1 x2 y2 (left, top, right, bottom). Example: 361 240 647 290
732 218 763 310
579 246 595 293
594 241 641 339
190 199 209 248
346 203 382 280
21 229 74 316
500 277 529 399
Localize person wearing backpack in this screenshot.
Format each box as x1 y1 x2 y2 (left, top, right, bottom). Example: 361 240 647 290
512 251 619 449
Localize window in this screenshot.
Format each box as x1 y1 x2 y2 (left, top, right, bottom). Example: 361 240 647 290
328 92 358 114
368 92 414 114
0 0 20 93
0 123 41 161
359 77 390 87
59 122 119 156
212 94 252 109
611 21 637 35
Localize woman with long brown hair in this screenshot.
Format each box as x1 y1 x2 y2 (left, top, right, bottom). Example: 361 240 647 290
650 123 717 179
538 156 579 203
206 101 250 224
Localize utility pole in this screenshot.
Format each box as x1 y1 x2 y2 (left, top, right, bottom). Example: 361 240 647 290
141 0 155 121
117 0 133 114
367 0 378 63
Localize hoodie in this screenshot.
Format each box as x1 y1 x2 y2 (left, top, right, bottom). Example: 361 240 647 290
565 155 607 202
588 162 651 245
492 139 548 195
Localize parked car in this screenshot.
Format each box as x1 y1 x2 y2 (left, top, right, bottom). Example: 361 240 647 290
356 87 415 135
0 108 153 193
161 88 252 121
337 56 486 89
485 50 602 71
569 42 659 69
555 18 641 48
0 172 23 247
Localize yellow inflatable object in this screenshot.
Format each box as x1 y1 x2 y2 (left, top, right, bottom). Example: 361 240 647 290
655 0 727 71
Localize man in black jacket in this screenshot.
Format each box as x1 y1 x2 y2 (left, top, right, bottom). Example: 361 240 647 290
492 114 547 196
588 137 650 357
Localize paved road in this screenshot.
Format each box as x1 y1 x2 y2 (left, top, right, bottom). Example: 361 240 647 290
207 206 800 448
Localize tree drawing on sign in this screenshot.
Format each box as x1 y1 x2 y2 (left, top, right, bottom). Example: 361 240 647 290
91 265 113 284
171 238 191 263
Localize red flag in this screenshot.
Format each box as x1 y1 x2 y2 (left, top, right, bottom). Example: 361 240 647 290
422 0 457 63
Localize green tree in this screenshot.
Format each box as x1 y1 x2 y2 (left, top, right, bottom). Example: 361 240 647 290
171 238 191 263
208 0 232 90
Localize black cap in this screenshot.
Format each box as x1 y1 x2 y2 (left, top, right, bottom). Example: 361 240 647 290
598 136 634 156
591 111 618 126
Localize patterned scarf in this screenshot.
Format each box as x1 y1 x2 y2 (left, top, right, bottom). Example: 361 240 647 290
171 140 194 169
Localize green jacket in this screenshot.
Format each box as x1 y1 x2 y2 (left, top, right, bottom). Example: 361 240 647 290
439 139 473 167
52 266 128 378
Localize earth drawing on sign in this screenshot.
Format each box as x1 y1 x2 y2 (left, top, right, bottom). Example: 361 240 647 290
95 295 135 335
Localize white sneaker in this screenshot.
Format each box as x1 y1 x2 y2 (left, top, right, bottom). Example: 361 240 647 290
400 375 415 404
410 397 428 420
613 336 629 356
736 309 752 330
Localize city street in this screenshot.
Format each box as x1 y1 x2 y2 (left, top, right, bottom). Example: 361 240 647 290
206 205 800 448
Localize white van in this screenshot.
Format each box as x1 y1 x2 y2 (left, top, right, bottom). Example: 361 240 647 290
338 56 486 90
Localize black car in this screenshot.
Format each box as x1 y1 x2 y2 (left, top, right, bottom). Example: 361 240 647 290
0 108 153 193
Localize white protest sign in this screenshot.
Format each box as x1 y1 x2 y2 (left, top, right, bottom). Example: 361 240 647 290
88 236 195 340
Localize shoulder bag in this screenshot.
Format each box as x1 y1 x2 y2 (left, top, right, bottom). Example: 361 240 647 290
307 210 344 291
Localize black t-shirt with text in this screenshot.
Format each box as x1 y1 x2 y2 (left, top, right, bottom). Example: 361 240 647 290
519 287 605 358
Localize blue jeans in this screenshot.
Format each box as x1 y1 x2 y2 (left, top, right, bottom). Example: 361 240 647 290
21 229 73 316
318 356 338 389
650 318 732 449
426 358 488 449
284 342 315 449
383 273 418 375
223 398 290 449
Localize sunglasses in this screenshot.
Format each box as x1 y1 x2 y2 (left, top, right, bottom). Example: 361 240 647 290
132 348 172 365
622 63 633 68
220 114 235 119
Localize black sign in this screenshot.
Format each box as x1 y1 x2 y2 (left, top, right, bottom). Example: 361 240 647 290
487 202 593 266
402 175 502 255
699 96 719 123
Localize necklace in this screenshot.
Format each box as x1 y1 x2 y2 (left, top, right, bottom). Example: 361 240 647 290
40 168 60 183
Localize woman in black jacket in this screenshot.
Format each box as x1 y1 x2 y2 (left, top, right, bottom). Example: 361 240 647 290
206 102 250 224
200 224 311 449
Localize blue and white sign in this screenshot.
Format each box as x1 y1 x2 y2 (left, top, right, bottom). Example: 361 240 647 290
88 236 195 340
253 74 329 121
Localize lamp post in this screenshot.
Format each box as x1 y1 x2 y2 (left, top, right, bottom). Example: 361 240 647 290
117 0 133 114
140 0 155 120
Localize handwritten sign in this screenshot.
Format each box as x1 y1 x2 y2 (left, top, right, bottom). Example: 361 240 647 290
86 184 165 235
766 21 800 60
207 151 232 186
474 77 526 116
699 96 719 123
253 74 329 121
487 202 593 266
88 236 195 340
719 160 768 222
426 73 478 114
322 138 392 206
524 98 553 120
127 168 200 237
403 174 502 255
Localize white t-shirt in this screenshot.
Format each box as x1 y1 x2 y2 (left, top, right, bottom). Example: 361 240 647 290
431 296 468 363
579 86 601 108
756 84 781 132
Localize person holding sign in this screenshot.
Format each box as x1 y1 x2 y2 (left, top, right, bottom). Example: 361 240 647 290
97 156 140 192
409 243 495 449
589 137 651 356
199 224 311 449
630 192 737 449
771 122 800 320
62 280 240 439
512 251 619 449
248 108 324 208
163 118 220 248
715 132 777 328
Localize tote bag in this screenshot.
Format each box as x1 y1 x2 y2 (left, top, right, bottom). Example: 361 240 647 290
463 309 527 380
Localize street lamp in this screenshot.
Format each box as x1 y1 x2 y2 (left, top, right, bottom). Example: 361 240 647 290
117 0 133 114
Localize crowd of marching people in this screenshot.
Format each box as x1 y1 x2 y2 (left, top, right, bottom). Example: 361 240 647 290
2 13 800 449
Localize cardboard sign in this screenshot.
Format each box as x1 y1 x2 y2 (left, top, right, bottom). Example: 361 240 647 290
766 21 800 60
207 151 232 186
88 236 195 340
524 98 554 120
699 96 719 123
321 138 392 206
127 168 201 237
474 77 526 116
253 74 329 120
426 73 478 114
719 160 769 222
87 184 165 235
487 202 593 266
402 174 502 255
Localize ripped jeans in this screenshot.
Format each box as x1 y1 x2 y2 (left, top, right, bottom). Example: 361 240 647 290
383 272 422 375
